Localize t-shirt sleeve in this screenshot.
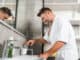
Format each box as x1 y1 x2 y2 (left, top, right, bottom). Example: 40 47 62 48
56 22 69 43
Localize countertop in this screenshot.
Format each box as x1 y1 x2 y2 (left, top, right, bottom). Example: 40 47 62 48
0 55 42 60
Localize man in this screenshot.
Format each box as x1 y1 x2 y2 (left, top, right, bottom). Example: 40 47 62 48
0 7 14 56
24 7 78 60
0 7 14 26
0 7 12 20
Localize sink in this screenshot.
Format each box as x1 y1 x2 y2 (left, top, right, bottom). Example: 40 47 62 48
1 55 42 60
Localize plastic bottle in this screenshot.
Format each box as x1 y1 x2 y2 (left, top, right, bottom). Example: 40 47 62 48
8 43 13 58
7 36 14 58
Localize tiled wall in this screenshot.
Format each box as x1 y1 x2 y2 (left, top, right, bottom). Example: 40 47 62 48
16 0 42 39
16 0 43 55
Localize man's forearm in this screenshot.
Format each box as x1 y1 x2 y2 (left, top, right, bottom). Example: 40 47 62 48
35 38 48 44
47 41 65 56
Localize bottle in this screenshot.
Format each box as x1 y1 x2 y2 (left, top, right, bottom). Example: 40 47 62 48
27 45 33 55
8 43 13 58
7 36 14 58
21 45 27 55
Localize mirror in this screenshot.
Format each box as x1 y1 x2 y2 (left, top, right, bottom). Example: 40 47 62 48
0 0 17 28
0 0 18 58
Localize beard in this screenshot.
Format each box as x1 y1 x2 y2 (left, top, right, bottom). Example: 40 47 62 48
43 20 49 25
43 20 53 27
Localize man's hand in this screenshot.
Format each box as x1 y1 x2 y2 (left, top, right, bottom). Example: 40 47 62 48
23 40 36 46
39 52 49 59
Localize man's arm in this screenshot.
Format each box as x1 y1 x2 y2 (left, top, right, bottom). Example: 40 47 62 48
39 41 65 59
35 38 48 44
46 41 65 56
24 38 48 46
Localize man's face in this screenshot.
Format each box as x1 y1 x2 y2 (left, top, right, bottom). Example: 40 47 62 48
0 11 8 20
40 11 53 24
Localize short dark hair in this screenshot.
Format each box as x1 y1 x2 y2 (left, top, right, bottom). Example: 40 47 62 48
37 7 52 17
0 7 12 16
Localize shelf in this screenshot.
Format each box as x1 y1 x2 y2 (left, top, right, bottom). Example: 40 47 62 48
70 20 80 25
76 36 80 40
